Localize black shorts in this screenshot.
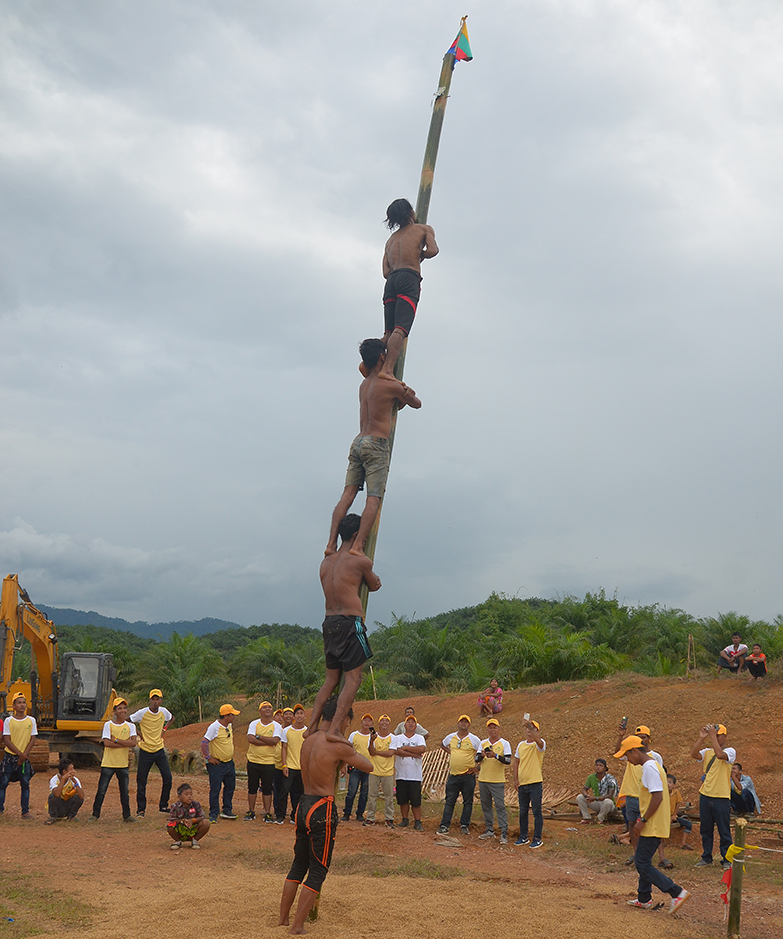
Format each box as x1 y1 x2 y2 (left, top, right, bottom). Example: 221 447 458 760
395 778 422 808
247 762 275 795
383 268 421 336
286 795 338 894
322 615 373 673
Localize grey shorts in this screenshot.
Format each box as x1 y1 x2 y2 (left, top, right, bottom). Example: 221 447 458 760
344 435 390 499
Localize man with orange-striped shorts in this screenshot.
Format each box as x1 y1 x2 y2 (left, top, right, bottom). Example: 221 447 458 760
279 696 373 934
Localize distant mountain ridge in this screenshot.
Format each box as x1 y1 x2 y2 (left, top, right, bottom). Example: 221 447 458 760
37 605 244 641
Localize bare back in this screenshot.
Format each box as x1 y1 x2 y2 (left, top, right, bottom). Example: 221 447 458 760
320 545 378 617
300 727 372 796
383 223 438 277
358 372 419 439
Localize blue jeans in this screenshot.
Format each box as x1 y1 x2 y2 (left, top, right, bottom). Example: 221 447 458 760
635 836 682 903
207 760 236 820
343 768 369 819
136 748 172 813
440 773 476 829
623 794 640 830
92 766 131 819
699 794 732 862
0 756 34 815
518 781 543 841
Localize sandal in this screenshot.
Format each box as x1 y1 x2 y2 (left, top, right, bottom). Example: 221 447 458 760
659 860 674 869
608 834 620 845
681 844 693 850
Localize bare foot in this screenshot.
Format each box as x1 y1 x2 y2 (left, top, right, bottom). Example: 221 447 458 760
289 926 306 935
278 918 290 927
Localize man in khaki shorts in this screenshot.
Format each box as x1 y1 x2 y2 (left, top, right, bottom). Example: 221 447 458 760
325 338 421 558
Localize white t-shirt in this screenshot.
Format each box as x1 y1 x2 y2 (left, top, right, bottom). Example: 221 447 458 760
391 733 426 781
101 720 136 739
641 760 664 793
699 746 736 764
648 750 663 767
248 719 283 739
49 773 83 792
723 644 748 658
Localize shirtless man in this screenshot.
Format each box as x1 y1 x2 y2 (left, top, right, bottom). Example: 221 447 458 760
310 513 380 743
380 198 439 379
325 338 421 558
278 696 373 934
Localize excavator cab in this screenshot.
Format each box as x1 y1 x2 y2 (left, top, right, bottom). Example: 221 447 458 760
56 652 116 723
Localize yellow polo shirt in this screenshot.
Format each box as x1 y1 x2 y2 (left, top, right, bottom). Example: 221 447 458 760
247 720 281 765
699 747 735 799
369 734 395 777
444 732 482 775
101 720 135 768
204 720 234 762
639 759 670 840
130 706 173 754
478 737 511 784
3 715 37 756
514 738 546 784
285 726 307 771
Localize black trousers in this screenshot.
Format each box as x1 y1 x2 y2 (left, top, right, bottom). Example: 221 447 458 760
136 748 173 813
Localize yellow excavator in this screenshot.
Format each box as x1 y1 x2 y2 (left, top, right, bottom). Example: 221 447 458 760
0 574 118 766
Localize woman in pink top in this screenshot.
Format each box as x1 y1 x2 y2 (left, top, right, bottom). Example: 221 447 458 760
477 679 503 717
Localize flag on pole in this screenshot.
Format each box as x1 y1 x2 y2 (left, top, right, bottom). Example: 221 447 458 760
447 17 473 62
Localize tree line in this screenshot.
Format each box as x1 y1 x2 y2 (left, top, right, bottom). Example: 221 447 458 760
11 591 781 726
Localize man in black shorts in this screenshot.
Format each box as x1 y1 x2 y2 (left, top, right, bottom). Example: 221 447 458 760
380 198 439 379
279 696 373 934
308 514 381 743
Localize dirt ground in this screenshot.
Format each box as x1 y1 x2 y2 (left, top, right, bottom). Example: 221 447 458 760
0 674 780 939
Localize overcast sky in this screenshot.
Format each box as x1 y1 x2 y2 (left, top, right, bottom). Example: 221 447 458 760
2 1 782 632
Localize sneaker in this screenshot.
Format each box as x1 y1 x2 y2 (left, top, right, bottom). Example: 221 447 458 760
244 811 256 821
88 816 99 823
170 841 182 851
159 806 170 813
515 836 529 846
669 889 690 915
529 839 543 848
21 813 33 820
694 858 712 867
721 859 732 870
627 899 653 910
263 814 274 823
220 811 238 820
398 818 409 828
275 818 285 825
385 819 395 828
437 825 449 834
461 825 470 834
123 816 135 824
500 834 508 845
342 815 351 822
363 820 375 827
356 816 365 823
136 810 145 818
209 817 218 824
414 820 423 831
289 817 295 824
190 840 201 850
479 831 495 840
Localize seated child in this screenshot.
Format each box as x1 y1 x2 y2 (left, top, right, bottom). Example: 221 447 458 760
744 644 767 680
667 774 692 849
167 783 210 850
47 758 85 823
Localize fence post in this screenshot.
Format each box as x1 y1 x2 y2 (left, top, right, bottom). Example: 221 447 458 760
727 816 747 938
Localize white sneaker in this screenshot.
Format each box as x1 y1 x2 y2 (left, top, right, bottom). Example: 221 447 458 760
170 841 182 851
669 889 690 915
627 899 653 909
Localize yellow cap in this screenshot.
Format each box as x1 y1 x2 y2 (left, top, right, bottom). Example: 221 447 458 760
614 735 644 759
362 712 374 721
149 688 163 698
220 704 240 716
458 714 471 723
259 701 273 709
273 708 283 716
717 724 727 735
11 692 25 703
486 718 499 727
293 703 304 712
379 714 391 721
282 707 295 714
113 697 127 709
635 725 651 736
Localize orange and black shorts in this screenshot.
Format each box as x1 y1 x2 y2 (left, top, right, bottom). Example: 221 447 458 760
286 795 337 893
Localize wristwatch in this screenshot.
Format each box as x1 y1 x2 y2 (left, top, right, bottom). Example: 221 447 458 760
639 817 647 823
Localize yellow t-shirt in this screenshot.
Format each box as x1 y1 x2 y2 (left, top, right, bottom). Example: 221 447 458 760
349 731 371 761
285 726 307 771
699 747 734 799
514 738 546 784
444 732 482 775
639 759 670 840
247 720 281 765
274 728 290 770
618 761 642 798
101 720 135 768
369 734 395 777
669 787 685 819
478 738 511 784
3 715 37 756
130 706 172 754
204 721 235 762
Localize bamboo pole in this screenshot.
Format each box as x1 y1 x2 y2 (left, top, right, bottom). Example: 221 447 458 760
359 21 466 615
727 817 747 939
